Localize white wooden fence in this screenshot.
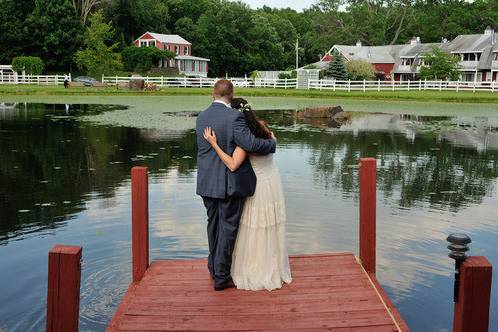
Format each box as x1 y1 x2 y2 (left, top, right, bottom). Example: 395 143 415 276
308 79 498 93
0 73 67 85
101 76 298 89
1 73 498 93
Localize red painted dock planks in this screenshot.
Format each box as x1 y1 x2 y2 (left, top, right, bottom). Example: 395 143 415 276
107 253 408 332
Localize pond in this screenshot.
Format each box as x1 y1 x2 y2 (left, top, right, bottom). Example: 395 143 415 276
0 96 497 331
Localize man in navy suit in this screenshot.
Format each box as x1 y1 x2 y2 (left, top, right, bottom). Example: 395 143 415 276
196 80 276 291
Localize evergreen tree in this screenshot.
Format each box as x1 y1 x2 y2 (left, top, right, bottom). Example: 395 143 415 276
326 53 348 80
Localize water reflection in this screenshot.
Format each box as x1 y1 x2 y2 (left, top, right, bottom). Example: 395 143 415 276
0 102 497 331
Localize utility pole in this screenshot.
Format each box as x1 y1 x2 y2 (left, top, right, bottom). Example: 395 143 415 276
295 39 299 70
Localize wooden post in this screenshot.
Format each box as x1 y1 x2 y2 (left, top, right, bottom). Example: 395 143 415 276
359 158 376 275
46 245 82 332
132 166 149 282
453 256 492 332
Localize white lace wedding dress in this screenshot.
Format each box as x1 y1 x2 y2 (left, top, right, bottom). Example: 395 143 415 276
231 154 292 291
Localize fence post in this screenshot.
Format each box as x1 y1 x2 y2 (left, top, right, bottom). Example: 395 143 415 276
492 81 495 93
439 80 442 91
378 79 380 92
132 166 149 283
359 158 376 275
183 76 187 88
456 80 460 92
348 79 351 92
102 74 104 83
473 80 476 93
161 75 164 87
419 80 422 91
392 79 395 91
0 71 3 84
319 79 323 91
46 245 82 332
407 80 410 91
363 79 366 92
453 256 492 332
284 78 287 89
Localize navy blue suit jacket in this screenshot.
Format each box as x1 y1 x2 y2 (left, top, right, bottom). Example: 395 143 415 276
196 102 276 199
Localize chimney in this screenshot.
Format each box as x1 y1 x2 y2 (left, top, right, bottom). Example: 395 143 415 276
441 37 448 43
356 40 362 47
410 37 420 45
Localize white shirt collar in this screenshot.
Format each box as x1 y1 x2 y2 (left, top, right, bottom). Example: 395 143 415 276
213 100 231 108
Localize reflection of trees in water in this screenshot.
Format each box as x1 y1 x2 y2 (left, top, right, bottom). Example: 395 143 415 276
0 104 196 243
275 124 498 213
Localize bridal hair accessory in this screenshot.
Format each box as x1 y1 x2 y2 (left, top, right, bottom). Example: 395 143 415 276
239 103 252 113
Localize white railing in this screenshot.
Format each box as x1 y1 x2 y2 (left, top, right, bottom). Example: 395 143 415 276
0 74 67 85
308 79 498 93
102 76 298 89
1 73 497 93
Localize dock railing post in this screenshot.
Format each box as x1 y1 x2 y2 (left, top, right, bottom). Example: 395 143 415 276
453 256 492 332
132 166 149 283
46 245 82 332
447 233 492 332
359 158 376 275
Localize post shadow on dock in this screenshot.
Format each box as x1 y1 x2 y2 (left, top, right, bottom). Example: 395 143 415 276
45 158 493 332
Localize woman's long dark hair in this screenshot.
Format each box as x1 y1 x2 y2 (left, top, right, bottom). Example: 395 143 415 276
231 98 271 139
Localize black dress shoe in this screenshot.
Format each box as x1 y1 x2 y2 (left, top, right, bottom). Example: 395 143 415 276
214 278 235 291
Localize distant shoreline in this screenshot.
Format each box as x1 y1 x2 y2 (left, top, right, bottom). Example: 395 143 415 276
1 85 498 104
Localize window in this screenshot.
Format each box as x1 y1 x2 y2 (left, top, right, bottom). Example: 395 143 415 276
184 47 189 55
192 61 195 72
140 41 147 47
175 46 179 54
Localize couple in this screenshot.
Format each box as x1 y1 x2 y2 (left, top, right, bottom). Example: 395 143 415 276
196 79 292 291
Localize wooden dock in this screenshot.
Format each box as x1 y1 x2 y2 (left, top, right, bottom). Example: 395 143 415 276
107 253 407 331
45 159 494 332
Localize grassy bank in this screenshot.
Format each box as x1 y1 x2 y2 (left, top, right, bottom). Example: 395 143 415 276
1 84 498 103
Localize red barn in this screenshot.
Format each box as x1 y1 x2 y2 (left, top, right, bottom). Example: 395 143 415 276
133 32 210 77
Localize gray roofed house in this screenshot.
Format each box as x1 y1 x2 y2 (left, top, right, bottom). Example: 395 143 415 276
306 27 498 82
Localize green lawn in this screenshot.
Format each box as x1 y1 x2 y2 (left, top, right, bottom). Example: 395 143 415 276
1 84 498 104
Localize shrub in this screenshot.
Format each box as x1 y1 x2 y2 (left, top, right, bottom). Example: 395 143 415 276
345 60 375 80
11 56 45 75
122 46 175 73
278 72 291 79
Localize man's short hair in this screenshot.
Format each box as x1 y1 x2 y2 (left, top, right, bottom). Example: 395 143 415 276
213 79 234 97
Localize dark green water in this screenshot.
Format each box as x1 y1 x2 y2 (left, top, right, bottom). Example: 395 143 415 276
0 100 497 331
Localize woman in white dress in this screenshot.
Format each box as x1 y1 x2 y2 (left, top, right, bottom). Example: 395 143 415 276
202 99 292 291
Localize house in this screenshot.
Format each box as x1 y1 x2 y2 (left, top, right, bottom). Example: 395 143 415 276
133 32 210 77
444 26 498 82
312 27 498 82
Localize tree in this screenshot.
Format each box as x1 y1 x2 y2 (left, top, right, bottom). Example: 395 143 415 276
122 46 174 72
419 47 461 81
0 0 35 64
72 0 108 25
11 56 45 75
325 54 348 80
25 0 83 69
345 60 375 80
74 11 123 78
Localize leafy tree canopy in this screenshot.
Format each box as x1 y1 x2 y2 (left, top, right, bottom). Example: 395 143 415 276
419 47 461 81
74 11 123 78
122 46 175 72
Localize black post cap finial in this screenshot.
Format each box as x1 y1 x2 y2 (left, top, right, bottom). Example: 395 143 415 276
447 233 471 262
